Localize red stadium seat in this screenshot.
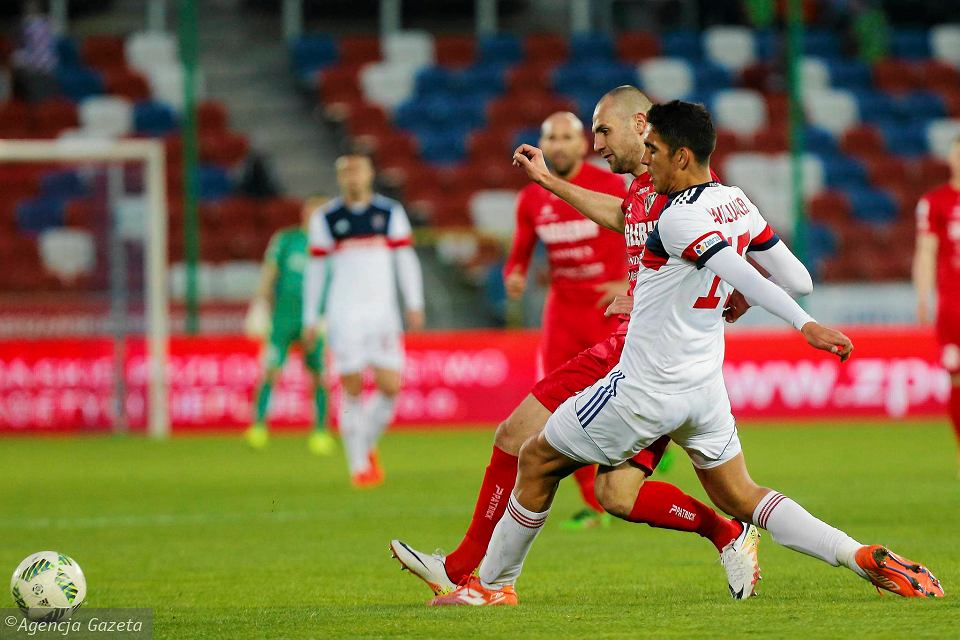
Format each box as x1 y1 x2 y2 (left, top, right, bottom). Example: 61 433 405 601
872 59 920 94
435 35 476 67
616 32 660 62
933 85 960 117
840 124 886 159
262 197 303 229
468 129 515 161
366 131 418 164
198 100 229 132
917 60 960 94
911 156 950 192
751 126 788 153
525 34 569 65
488 91 575 130
435 165 485 197
338 36 381 65
0 101 31 137
763 93 789 128
379 156 423 190
506 63 555 93
740 63 775 93
103 68 151 101
199 131 250 167
861 154 909 192
807 191 851 224
714 129 746 155
467 160 528 191
82 35 125 69
430 193 473 227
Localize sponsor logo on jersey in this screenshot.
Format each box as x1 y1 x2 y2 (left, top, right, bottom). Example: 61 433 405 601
624 220 657 247
537 203 558 222
333 218 351 235
535 218 600 244
371 213 386 230
693 234 723 256
644 191 656 212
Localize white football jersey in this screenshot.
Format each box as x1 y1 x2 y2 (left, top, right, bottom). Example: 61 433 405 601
619 180 780 393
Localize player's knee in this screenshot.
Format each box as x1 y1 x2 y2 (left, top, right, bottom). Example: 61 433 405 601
594 479 635 519
340 375 363 396
377 379 401 398
493 418 525 455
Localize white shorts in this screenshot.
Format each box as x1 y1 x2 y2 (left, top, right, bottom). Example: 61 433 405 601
328 324 404 375
543 369 741 470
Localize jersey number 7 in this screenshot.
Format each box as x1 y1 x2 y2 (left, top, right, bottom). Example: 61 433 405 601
693 232 750 309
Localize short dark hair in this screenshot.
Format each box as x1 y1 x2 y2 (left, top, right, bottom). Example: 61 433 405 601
646 100 716 165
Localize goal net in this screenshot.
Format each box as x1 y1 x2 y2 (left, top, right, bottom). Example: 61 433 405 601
0 138 169 438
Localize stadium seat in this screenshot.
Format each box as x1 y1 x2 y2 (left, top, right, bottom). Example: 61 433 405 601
930 24 960 66
197 165 233 200
692 62 732 94
413 66 455 96
170 262 215 300
506 63 554 93
82 35 125 69
804 89 859 135
912 156 951 190
38 228 95 281
125 31 177 75
199 131 250 167
33 99 78 137
434 35 475 67
660 29 702 60
416 130 467 166
133 100 178 136
846 187 898 224
16 197 66 234
79 96 133 138
0 101 30 137
147 63 206 112
801 57 830 92
890 29 931 59
754 30 779 60
469 189 518 237
525 34 568 65
917 59 960 93
477 33 523 65
383 31 435 67
55 36 80 66
926 118 960 159
818 154 868 190
878 120 929 156
262 198 303 228
338 35 381 65
290 34 338 79
360 62 420 109
553 61 636 96
57 65 105 101
638 58 694 102
896 91 946 120
616 32 660 62
826 60 872 90
713 89 767 135
804 29 840 57
569 33 615 62
807 190 851 223
103 67 151 101
853 90 897 122
40 170 87 200
703 26 755 72
468 129 514 161
872 59 920 94
840 124 886 158
198 100 229 132
212 261 261 301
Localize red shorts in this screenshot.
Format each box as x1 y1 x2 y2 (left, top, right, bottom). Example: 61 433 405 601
531 324 669 474
540 289 622 374
937 308 960 373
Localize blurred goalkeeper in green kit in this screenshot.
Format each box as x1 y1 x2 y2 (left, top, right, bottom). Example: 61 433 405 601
244 196 334 455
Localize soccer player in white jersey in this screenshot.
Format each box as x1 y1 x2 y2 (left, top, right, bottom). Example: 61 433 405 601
432 100 943 606
303 154 425 488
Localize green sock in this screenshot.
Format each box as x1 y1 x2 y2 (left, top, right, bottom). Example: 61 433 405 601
313 385 328 432
255 381 272 424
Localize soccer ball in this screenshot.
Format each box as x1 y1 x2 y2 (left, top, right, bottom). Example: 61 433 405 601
10 551 86 622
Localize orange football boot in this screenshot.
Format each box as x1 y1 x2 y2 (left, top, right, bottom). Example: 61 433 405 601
428 575 518 606
855 545 944 598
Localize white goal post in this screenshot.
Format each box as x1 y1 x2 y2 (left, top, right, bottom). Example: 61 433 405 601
0 138 170 438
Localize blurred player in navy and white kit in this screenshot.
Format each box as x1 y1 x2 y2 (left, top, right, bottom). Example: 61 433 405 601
303 154 424 488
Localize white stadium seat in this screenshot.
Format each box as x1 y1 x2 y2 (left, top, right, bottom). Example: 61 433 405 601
79 96 133 138
637 58 694 102
360 61 421 110
801 57 830 92
926 119 960 159
930 24 960 66
213 261 262 301
703 26 756 72
125 31 177 76
147 63 206 112
714 89 767 135
804 89 859 136
724 151 824 228
383 30 435 67
469 190 518 238
170 262 215 301
39 229 95 281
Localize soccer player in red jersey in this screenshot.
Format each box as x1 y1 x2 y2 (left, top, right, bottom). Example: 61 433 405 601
914 134 960 474
503 111 629 528
391 87 758 600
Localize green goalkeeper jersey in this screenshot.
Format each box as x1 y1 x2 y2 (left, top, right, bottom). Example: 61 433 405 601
265 227 312 322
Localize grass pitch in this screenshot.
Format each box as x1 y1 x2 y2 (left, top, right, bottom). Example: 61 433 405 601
1 421 958 639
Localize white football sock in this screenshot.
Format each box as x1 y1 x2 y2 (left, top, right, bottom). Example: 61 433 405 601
339 393 369 475
753 491 866 577
362 391 395 452
478 494 550 588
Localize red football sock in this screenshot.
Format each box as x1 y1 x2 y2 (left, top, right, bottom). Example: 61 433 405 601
572 465 605 513
951 384 960 442
443 445 518 583
627 481 743 552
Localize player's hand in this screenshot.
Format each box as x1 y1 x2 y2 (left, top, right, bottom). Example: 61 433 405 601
406 309 425 331
595 279 628 308
301 325 318 352
723 290 751 324
244 297 270 339
512 144 551 186
800 322 854 362
916 301 931 325
604 294 633 317
504 269 526 300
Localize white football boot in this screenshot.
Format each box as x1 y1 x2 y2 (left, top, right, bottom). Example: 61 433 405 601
719 523 761 600
389 540 457 595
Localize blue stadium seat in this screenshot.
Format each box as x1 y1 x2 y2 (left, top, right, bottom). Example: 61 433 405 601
512 127 540 150
478 34 523 65
895 92 947 121
451 96 487 129
877 120 928 156
826 60 872 90
414 66 455 96
755 30 780 60
417 130 468 166
55 36 79 66
56 65 104 101
133 101 178 136
40 170 86 200
289 34 338 79
846 188 897 224
692 62 732 92
890 29 931 59
818 154 867 190
661 30 702 59
804 125 837 153
569 33 615 62
553 61 636 95
806 222 839 263
456 63 507 94
16 197 65 234
853 90 897 122
803 29 840 57
198 165 233 200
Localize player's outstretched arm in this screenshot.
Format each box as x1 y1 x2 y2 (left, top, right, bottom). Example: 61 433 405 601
704 247 853 361
512 144 625 233
748 241 813 298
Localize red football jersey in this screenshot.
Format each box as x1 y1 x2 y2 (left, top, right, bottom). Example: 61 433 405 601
917 183 960 315
504 162 628 303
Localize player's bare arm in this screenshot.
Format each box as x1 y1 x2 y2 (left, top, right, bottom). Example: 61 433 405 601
512 144 625 233
504 268 526 299
912 233 938 325
593 279 628 308
603 294 633 317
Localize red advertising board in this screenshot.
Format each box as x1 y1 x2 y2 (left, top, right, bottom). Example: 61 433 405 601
0 328 949 434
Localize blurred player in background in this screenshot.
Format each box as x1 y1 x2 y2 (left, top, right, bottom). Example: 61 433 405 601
914 133 960 475
504 111 628 529
303 155 424 488
392 88 758 601
244 196 334 456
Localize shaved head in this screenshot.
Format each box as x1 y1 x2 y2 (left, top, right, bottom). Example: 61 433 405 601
541 111 583 137
591 85 653 176
539 111 587 178
596 85 654 122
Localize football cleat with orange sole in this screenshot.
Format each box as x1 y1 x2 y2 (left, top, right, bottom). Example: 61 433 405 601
428 576 518 606
389 540 456 595
855 545 944 598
